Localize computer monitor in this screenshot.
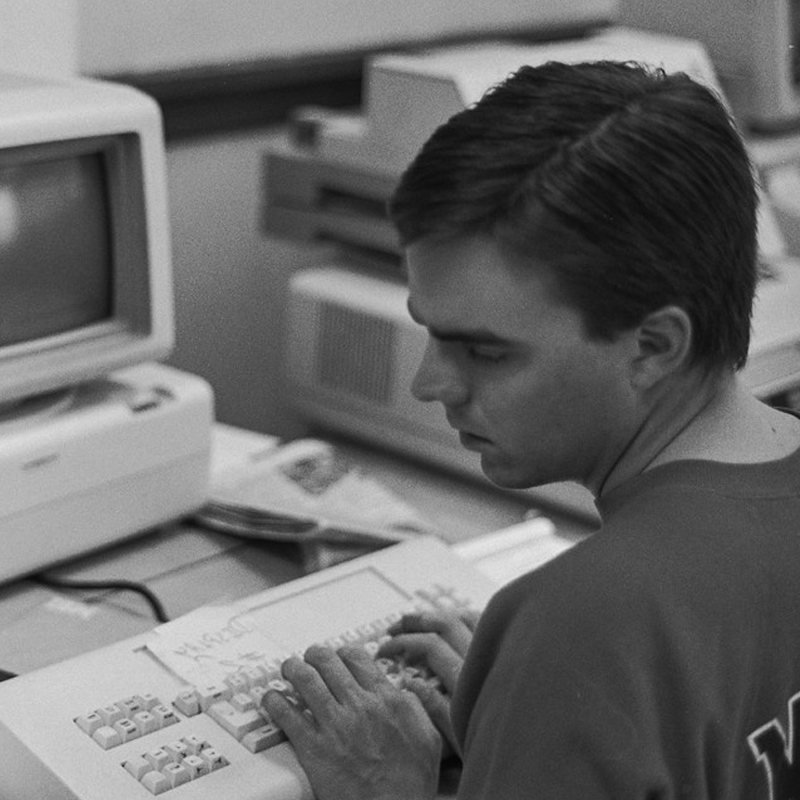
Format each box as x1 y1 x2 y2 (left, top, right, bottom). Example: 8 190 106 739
0 71 173 413
0 72 214 583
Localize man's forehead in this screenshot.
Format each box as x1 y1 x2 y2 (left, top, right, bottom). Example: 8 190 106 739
407 236 545 305
405 295 511 343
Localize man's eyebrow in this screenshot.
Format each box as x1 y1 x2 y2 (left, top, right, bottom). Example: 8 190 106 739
406 298 509 344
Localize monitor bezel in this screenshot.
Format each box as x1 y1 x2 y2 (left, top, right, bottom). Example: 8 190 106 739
0 75 174 409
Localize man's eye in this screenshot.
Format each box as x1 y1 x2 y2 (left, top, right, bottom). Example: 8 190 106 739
466 345 506 363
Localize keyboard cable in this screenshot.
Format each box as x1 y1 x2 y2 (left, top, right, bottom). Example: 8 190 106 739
30 574 170 624
0 576 171 680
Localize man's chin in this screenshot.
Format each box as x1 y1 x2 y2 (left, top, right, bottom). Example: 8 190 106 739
479 455 539 490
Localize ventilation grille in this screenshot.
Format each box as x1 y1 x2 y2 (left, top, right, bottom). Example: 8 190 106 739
317 304 395 404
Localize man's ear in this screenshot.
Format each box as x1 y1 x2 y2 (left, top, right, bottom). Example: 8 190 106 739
629 305 694 390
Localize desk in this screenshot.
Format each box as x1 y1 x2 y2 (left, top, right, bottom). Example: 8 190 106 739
0 438 594 677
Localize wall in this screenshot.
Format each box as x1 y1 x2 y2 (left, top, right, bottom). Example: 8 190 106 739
0 0 77 75
76 0 614 74
163 128 327 438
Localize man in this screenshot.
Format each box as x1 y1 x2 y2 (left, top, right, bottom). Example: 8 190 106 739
264 61 800 799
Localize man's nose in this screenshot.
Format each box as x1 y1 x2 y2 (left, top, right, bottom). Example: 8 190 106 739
411 340 469 407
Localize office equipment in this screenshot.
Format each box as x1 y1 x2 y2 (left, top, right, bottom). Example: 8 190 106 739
0 536 500 800
453 514 575 585
0 363 213 583
0 72 174 404
265 29 725 231
620 0 800 131
0 72 214 579
267 30 800 520
296 29 727 177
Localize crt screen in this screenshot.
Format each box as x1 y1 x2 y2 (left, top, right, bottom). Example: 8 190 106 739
0 153 113 347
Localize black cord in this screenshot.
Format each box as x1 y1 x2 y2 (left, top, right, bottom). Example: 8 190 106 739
31 574 170 623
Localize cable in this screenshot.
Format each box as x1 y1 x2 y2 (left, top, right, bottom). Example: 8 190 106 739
31 574 170 624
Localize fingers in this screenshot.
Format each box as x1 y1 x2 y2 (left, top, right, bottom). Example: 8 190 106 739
337 644 389 692
287 645 376 704
387 609 476 656
379 633 462 694
274 644 390 722
402 676 460 758
263 688 314 751
460 609 481 632
263 651 445 800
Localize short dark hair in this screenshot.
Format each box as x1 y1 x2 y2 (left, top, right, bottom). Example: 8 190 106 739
389 60 759 371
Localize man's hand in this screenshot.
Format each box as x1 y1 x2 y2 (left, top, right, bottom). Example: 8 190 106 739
262 643 441 800
379 608 479 756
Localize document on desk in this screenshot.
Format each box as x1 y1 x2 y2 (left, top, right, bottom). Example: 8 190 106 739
195 436 435 546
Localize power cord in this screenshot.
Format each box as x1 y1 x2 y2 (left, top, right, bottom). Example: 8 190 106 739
31 574 170 624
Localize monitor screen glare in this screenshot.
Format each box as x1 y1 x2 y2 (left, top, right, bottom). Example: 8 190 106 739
0 152 113 349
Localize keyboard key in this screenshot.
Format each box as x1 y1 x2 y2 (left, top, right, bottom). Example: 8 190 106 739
225 673 250 694
231 692 257 712
162 762 191 789
181 734 207 756
173 689 201 717
383 611 403 627
163 740 189 761
242 666 268 688
241 723 287 753
144 748 172 771
363 641 380 658
97 705 125 727
113 718 140 742
250 685 269 705
133 711 158 735
137 693 161 711
141 770 170 795
151 704 179 728
117 696 144 718
207 700 264 740
92 725 122 750
195 683 232 711
75 711 103 736
200 747 228 771
374 657 398 675
182 754 209 779
123 755 154 781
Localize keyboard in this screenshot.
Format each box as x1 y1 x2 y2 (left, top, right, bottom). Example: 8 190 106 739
0 536 498 800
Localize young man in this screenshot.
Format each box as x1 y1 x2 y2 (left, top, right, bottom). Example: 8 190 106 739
264 61 800 799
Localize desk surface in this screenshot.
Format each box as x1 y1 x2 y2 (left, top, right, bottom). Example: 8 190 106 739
0 439 593 676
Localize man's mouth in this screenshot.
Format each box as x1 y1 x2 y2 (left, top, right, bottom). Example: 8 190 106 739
446 413 491 448
457 430 491 450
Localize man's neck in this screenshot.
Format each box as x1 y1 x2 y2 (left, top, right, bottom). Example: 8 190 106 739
595 372 800 497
